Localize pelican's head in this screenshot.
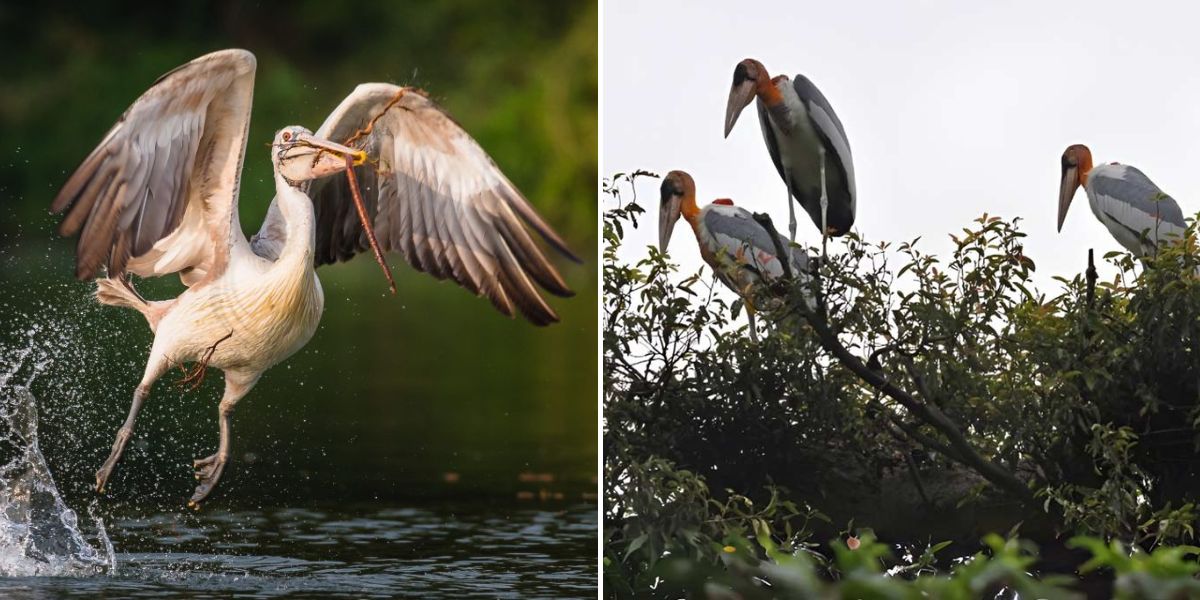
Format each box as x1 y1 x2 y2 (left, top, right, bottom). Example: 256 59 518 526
1058 143 1094 232
725 58 769 138
659 170 696 253
273 126 367 185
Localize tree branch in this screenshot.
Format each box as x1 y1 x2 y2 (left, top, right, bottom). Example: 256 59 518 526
751 212 1035 503
887 413 964 464
1086 248 1097 309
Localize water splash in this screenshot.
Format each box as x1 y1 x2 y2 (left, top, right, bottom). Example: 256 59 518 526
0 336 114 577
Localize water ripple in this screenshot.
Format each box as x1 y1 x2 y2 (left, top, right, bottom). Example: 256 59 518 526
1 502 596 598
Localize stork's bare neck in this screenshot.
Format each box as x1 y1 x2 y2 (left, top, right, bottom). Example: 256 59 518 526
741 59 783 106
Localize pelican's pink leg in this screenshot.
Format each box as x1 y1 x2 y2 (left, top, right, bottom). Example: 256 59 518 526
96 353 168 493
188 372 258 509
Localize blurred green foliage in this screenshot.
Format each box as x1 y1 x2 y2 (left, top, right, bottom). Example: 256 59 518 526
0 0 596 240
607 470 1200 600
0 2 596 508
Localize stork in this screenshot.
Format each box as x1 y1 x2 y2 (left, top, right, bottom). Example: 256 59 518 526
1058 144 1187 257
723 58 856 253
657 170 816 342
49 49 578 508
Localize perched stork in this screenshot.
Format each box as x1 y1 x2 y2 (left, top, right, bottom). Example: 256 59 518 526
723 58 856 250
1058 144 1187 257
50 49 578 507
658 170 816 341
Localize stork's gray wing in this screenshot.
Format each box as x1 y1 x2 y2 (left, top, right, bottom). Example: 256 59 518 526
1088 164 1187 254
704 207 813 276
1090 165 1186 228
793 75 856 203
51 49 256 285
755 100 786 182
254 83 578 325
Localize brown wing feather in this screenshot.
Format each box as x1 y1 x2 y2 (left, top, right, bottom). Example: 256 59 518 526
51 49 256 284
268 83 578 325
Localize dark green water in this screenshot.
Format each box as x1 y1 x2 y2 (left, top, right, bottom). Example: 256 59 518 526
0 217 597 595
0 502 597 598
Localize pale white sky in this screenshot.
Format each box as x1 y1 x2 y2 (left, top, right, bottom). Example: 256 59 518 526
603 0 1200 292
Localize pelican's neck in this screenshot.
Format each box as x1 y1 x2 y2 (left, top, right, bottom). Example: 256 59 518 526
258 171 325 326
273 170 316 264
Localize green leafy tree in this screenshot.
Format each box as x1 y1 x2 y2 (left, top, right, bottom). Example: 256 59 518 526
604 171 1200 596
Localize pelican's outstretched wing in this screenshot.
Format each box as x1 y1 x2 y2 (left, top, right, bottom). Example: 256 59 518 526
254 83 579 325
51 49 257 286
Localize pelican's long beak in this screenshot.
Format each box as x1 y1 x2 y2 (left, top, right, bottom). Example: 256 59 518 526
659 188 683 253
1058 165 1079 233
295 132 368 179
724 79 757 138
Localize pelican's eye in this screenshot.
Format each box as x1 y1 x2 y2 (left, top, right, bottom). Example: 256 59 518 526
282 131 292 142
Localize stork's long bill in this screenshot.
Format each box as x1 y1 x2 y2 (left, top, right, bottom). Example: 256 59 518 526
659 186 683 252
724 58 778 138
1058 143 1093 232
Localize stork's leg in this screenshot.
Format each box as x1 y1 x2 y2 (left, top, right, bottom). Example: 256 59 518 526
96 354 168 494
819 146 829 259
785 170 798 243
188 372 258 509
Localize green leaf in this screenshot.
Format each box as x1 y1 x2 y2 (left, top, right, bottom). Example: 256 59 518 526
624 533 648 560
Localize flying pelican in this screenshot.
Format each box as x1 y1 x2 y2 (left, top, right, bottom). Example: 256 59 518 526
1058 144 1187 257
723 58 856 250
658 170 816 341
49 49 578 508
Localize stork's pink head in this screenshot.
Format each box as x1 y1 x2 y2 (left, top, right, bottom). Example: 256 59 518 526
1058 144 1094 233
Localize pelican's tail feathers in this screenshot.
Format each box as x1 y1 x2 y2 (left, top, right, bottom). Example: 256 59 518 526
95 277 145 309
95 278 168 332
93 277 145 309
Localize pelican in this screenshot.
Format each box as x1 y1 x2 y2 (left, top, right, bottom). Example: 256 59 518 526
1058 144 1187 257
49 49 578 507
658 170 816 342
723 58 856 251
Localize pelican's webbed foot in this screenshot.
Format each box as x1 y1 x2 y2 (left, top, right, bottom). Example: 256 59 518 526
187 452 227 509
